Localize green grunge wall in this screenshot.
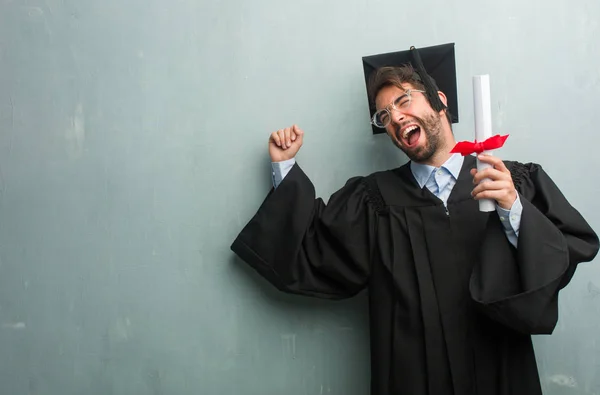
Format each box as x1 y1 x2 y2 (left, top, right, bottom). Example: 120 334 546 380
0 0 598 393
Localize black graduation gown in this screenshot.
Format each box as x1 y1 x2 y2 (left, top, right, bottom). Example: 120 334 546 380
230 155 599 395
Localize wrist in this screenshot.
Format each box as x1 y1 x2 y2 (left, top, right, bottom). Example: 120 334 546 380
498 190 517 210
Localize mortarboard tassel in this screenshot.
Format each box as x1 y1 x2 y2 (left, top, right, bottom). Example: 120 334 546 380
410 46 447 114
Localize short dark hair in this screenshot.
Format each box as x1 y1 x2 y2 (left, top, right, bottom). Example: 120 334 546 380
367 64 452 127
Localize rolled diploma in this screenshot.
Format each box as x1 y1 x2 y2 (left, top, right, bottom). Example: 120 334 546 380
473 75 495 212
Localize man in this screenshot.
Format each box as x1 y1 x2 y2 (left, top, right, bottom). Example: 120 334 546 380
230 44 599 394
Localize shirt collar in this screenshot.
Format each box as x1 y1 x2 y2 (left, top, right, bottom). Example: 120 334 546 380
410 153 464 188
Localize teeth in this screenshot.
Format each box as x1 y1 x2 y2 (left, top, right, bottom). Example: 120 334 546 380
402 125 418 138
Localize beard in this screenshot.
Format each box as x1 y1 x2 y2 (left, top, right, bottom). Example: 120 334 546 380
391 112 445 163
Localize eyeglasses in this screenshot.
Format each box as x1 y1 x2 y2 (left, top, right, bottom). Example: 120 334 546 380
371 89 426 128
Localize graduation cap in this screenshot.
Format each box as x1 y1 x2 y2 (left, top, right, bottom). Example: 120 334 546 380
362 43 459 134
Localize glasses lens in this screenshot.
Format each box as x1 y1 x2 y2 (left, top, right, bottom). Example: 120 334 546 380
394 93 411 109
373 110 389 128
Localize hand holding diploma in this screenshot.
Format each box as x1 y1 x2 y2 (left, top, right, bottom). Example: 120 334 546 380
451 75 515 212
469 154 517 210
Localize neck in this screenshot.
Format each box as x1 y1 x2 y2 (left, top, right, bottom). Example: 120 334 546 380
423 150 453 168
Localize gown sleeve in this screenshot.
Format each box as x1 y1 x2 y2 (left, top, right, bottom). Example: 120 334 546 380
470 162 599 334
230 163 377 299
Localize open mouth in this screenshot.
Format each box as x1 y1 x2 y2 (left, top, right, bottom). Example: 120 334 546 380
399 125 421 148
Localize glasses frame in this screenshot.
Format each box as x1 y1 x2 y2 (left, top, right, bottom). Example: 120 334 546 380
371 89 426 128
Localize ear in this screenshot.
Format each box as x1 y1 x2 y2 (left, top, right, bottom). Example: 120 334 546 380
437 91 448 107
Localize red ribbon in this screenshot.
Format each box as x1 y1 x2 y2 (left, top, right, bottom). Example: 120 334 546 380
450 134 509 156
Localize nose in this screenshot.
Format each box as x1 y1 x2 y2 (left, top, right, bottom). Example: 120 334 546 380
384 110 404 135
389 108 406 127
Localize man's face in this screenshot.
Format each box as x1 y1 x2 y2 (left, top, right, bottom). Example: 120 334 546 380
374 84 447 164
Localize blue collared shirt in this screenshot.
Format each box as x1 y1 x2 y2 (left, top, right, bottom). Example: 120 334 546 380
272 155 522 247
410 152 464 208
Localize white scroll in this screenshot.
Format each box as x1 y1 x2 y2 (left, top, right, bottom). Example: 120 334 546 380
472 75 496 212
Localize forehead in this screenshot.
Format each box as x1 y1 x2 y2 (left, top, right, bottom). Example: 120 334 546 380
374 83 416 110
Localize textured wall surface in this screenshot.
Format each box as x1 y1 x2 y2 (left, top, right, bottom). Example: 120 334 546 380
1 0 598 394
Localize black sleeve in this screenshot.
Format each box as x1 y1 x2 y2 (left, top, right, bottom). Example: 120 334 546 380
230 163 376 299
470 162 599 334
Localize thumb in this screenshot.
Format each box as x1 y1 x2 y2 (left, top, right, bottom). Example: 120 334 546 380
293 124 304 143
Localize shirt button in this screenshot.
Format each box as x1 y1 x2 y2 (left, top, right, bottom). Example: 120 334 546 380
437 170 443 175
500 216 506 221
511 215 517 221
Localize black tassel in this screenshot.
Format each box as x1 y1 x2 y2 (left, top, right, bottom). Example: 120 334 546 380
410 46 446 113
